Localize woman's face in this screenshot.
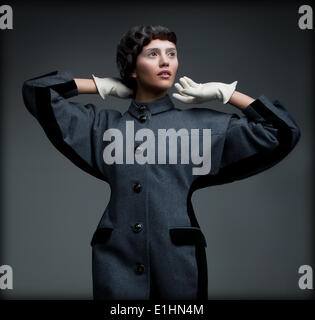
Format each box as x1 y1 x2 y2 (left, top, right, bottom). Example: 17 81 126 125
131 39 178 94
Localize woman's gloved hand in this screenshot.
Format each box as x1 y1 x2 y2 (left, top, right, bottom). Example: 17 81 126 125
92 74 134 100
172 76 238 104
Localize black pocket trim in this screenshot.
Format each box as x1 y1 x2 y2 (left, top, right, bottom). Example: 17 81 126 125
90 227 113 247
169 227 207 247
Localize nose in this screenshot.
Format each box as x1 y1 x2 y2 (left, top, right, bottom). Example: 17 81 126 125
159 52 170 67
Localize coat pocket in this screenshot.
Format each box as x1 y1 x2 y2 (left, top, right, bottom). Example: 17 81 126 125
90 227 113 247
169 226 207 247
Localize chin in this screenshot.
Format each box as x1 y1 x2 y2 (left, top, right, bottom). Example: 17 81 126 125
155 82 174 90
146 85 170 93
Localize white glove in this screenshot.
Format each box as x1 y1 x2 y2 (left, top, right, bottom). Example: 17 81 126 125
92 74 134 100
172 76 238 104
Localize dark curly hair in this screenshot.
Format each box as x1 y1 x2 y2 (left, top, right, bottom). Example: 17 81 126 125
116 25 177 97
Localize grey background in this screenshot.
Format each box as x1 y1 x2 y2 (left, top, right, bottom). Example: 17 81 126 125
0 1 313 299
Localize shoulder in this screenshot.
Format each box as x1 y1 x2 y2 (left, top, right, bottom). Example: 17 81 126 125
174 106 232 134
96 107 122 127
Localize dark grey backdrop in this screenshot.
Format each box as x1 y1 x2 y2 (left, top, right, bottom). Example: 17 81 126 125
0 0 313 299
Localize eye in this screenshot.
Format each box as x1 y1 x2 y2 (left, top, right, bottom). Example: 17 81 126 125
169 52 176 56
148 52 157 56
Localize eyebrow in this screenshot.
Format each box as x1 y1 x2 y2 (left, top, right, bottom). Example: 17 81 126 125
144 47 177 53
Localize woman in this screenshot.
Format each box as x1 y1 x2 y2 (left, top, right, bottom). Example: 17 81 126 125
22 25 301 300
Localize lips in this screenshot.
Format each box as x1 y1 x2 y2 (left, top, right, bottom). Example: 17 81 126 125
157 70 171 76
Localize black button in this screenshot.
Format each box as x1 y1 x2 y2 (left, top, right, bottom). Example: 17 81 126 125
133 222 143 233
138 105 146 113
139 115 147 123
133 183 142 193
135 263 145 274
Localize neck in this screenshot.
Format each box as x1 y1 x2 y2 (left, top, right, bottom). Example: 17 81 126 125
134 87 168 102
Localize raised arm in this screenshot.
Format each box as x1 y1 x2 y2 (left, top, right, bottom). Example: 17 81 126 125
227 90 255 111
216 95 301 183
72 75 134 99
74 78 98 94
22 70 121 182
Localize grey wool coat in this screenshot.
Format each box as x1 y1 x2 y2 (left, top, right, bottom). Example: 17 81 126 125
22 71 301 300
